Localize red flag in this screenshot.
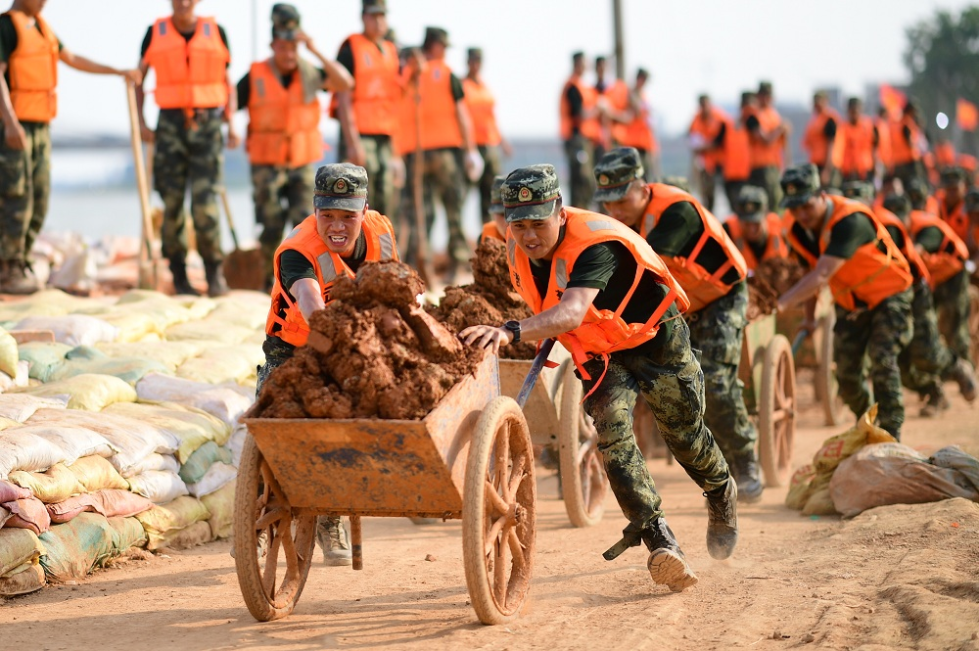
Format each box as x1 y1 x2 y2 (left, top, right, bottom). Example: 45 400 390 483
879 84 906 121
957 98 978 131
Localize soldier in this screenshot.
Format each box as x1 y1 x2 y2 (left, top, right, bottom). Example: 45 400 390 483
333 0 401 220
261 163 399 565
594 147 763 503
0 0 139 294
463 47 510 225
965 189 979 263
778 165 914 440
747 81 788 212
237 4 353 290
723 185 790 272
802 91 843 189
933 168 974 363
687 94 728 212
612 68 657 181
136 0 237 297
559 52 601 209
890 101 927 188
719 92 755 211
840 97 878 183
477 175 506 244
460 164 738 592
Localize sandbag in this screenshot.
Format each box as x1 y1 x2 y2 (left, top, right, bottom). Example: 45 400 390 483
4 425 115 465
14 315 119 347
207 298 269 330
89 312 161 343
39 513 116 581
0 327 18 378
830 443 979 517
0 429 66 478
49 348 169 386
135 495 210 550
200 480 235 540
47 489 154 524
3 496 52 535
0 563 45 596
0 289 91 322
159 520 212 550
17 341 71 382
186 462 236 498
104 401 228 463
65 455 128 492
8 463 85 504
0 505 10 528
96 341 202 372
126 453 180 477
0 417 19 431
225 425 247 467
178 441 232 484
135 374 253 426
0 393 67 422
126 470 189 504
173 296 217 320
107 515 147 552
176 344 263 386
0 527 44 576
14 373 137 411
0 480 32 503
163 319 254 345
930 446 979 492
111 293 194 331
812 405 895 475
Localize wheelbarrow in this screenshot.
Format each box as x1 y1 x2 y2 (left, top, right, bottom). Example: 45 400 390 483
498 342 608 528
235 351 547 626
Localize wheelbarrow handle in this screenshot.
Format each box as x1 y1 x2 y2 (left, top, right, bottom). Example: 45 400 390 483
515 338 556 409
791 329 810 357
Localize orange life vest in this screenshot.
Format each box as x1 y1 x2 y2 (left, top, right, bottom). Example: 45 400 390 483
5 10 59 123
598 79 629 150
958 153 977 175
875 117 893 170
637 184 748 312
840 116 875 178
934 141 956 168
938 197 970 241
613 87 656 153
480 221 505 243
688 107 728 174
749 105 784 169
246 61 322 168
264 211 399 347
890 115 924 166
803 108 844 169
344 33 401 137
559 76 600 142
723 118 751 182
142 16 229 110
506 207 689 375
463 77 501 147
724 212 790 271
785 196 912 311
909 209 968 286
873 207 930 286
415 57 463 150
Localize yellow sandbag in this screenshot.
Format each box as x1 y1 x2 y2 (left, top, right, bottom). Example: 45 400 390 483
175 344 264 385
66 456 129 492
200 480 235 540
135 495 210 550
207 298 269 330
163 320 254 345
8 463 85 503
0 528 45 576
784 464 816 511
96 341 203 372
0 327 18 378
0 289 94 322
14 374 137 411
812 405 895 476
113 293 194 331
94 312 162 343
802 486 839 516
159 520 212 550
0 417 19 431
105 401 231 461
173 297 217 321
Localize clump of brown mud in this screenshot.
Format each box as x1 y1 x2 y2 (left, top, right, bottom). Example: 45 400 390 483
747 258 806 321
253 262 482 420
428 238 537 360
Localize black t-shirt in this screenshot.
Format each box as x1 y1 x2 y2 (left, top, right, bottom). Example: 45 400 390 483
745 114 760 134
915 225 947 253
0 14 64 98
789 210 878 262
140 22 230 62
564 84 584 137
235 67 328 110
645 200 742 286
823 116 837 140
747 237 767 262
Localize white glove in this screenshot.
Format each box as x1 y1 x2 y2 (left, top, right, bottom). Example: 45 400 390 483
464 149 484 183
966 259 977 275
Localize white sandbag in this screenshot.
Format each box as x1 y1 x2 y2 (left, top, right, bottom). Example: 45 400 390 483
125 453 180 477
2 425 115 465
95 341 202 372
135 373 253 426
224 424 247 468
206 298 269 330
105 401 231 461
14 315 119 347
163 319 253 345
185 462 236 498
0 361 29 393
175 344 263 385
0 430 66 479
0 394 67 422
126 470 189 504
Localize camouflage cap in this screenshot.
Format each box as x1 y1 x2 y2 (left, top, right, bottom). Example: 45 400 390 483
735 185 768 222
363 0 387 14
966 188 979 213
940 166 966 187
489 175 506 214
502 165 562 222
661 176 691 193
780 164 820 208
841 180 875 204
758 81 773 95
467 47 483 61
423 26 449 48
271 3 301 41
593 147 645 203
313 164 369 211
882 194 911 219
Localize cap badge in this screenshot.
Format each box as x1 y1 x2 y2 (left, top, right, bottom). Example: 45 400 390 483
334 179 347 193
786 184 797 196
598 174 610 187
518 187 532 202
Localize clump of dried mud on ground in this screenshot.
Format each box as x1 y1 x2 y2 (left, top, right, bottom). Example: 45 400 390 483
429 238 537 360
253 262 482 420
747 258 806 321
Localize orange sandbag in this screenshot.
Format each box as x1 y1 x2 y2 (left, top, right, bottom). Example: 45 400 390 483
3 496 51 535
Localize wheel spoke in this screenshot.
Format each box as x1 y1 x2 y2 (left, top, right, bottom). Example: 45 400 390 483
255 507 287 531
495 422 511 501
484 480 509 517
507 454 527 499
484 516 509 557
278 515 299 588
262 525 282 599
493 531 508 606
507 527 526 570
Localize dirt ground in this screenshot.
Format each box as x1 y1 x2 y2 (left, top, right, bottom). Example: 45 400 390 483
2 371 978 651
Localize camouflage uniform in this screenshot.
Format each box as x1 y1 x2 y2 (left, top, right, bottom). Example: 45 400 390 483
153 109 225 265
934 269 973 365
899 280 955 394
0 121 51 264
401 149 469 267
565 134 595 209
338 135 395 218
474 143 502 224
252 163 315 288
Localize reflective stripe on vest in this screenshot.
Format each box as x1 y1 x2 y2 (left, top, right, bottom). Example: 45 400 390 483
6 11 58 122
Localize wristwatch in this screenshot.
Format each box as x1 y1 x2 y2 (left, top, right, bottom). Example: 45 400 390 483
503 320 521 344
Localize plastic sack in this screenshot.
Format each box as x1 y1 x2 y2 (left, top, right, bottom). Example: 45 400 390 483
830 443 979 517
15 373 137 411
200 480 234 540
5 425 115 465
14 315 119 347
0 417 18 431
96 341 202 372
135 495 210 550
49 347 169 386
0 563 45 596
18 341 71 382
164 319 254 345
186 462 236 498
107 515 147 553
0 327 18 378
39 513 116 581
785 464 816 511
126 470 189 504
136 374 253 427
47 489 154 524
812 405 895 476
176 344 264 386
178 441 232 484
0 504 9 528
65 456 129 492
225 425 247 467
0 289 92 323
105 401 228 463
0 429 67 479
8 463 85 504
930 446 979 492
0 479 32 503
207 297 269 330
0 527 44 576
3 496 52 535
112 293 194 331
126 453 180 477
90 312 161 343
159 520 212 550
0 394 67 422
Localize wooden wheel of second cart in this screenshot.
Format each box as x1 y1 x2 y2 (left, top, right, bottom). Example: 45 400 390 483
463 396 536 625
234 434 317 622
969 284 979 369
757 335 796 488
558 362 607 527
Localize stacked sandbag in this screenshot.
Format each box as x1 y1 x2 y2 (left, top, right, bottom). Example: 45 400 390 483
0 525 46 596
48 346 170 386
135 496 211 551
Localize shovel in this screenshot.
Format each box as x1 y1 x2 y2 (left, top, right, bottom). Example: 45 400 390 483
125 80 163 290
220 187 266 291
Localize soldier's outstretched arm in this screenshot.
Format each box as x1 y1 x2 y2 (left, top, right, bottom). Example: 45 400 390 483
777 255 845 312
292 278 327 323
58 48 141 84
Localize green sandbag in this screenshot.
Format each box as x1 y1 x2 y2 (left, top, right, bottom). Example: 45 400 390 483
49 351 170 386
178 441 232 484
106 516 147 552
0 327 17 378
18 342 71 382
39 513 115 582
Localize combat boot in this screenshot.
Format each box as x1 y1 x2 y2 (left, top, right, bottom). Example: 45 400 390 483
169 255 201 296
704 478 739 560
641 517 698 592
204 260 229 297
946 358 977 403
919 387 950 417
1 260 39 295
732 452 764 503
316 516 352 566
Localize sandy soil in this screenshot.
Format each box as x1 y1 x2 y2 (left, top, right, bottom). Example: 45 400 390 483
2 372 978 651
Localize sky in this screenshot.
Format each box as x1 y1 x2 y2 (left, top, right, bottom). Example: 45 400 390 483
34 0 977 140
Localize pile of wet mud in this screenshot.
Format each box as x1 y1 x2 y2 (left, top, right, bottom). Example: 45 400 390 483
252 262 482 420
428 238 537 360
747 258 806 321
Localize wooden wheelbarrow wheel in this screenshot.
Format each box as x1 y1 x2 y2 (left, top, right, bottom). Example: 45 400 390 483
815 310 845 427
234 434 317 622
463 396 536 625
757 335 796 488
969 284 979 369
557 362 607 527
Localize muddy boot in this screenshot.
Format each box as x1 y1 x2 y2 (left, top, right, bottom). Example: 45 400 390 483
316 516 352 566
169 255 201 296
946 358 977 403
642 517 698 592
204 260 229 298
704 478 739 560
732 452 764 504
1 260 39 295
919 387 950 417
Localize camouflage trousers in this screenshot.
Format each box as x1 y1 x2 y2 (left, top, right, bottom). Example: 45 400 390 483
0 121 50 263
473 144 502 224
564 135 595 209
252 163 315 288
934 269 973 365
697 168 718 213
154 109 225 264
834 289 914 439
899 280 956 395
401 148 469 267
686 282 758 461
579 312 730 530
338 134 395 219
893 161 926 190
748 165 783 216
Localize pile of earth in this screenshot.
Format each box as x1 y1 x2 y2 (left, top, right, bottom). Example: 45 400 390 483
747 257 806 321
252 262 482 420
429 238 537 360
